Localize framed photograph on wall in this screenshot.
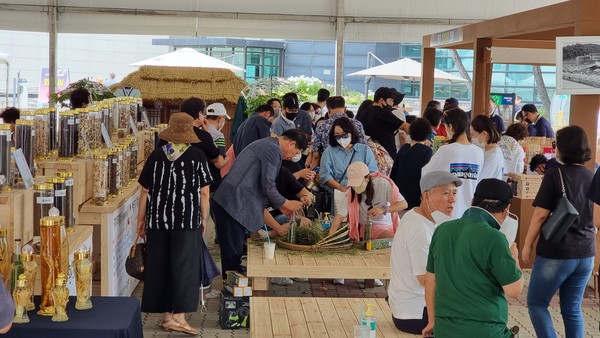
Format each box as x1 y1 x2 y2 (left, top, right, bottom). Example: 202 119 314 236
556 36 600 95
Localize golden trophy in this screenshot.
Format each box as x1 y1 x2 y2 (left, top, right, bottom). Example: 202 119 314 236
21 248 37 311
13 274 31 324
74 248 93 310
51 272 69 322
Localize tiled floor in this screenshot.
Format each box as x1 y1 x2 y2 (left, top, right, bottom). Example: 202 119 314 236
133 245 600 337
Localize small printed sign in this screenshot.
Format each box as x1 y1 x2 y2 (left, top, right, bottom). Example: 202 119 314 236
101 123 113 148
12 148 34 189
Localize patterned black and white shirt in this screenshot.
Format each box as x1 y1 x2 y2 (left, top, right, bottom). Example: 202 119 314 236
138 146 212 230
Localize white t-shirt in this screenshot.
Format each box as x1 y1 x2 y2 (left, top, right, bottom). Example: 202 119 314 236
422 142 484 218
498 135 525 176
335 177 394 226
389 209 436 319
480 146 504 180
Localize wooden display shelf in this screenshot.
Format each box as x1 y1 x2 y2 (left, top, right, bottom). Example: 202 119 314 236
0 187 34 257
78 182 141 296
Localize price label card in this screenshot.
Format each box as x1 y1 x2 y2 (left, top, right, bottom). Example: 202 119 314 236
101 123 113 148
141 108 151 129
129 116 138 136
12 148 34 189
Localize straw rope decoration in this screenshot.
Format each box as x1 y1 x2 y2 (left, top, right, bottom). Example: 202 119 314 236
111 66 247 105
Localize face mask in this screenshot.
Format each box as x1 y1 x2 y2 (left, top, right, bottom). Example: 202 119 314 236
273 108 281 118
353 178 368 194
313 112 321 121
499 212 518 244
286 112 298 121
472 135 485 149
218 119 225 131
309 111 315 120
383 105 394 112
291 153 302 163
337 137 351 148
425 192 454 224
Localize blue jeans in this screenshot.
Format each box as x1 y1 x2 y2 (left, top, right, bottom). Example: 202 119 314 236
527 256 594 338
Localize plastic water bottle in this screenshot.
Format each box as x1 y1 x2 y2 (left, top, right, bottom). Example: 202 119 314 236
364 216 372 250
322 212 331 230
361 304 377 338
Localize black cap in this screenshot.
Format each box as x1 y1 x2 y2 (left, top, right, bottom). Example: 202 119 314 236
474 178 513 203
521 103 537 113
374 87 396 101
283 96 299 109
444 97 459 107
393 91 405 106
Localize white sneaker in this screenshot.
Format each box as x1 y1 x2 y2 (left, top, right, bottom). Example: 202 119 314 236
333 278 345 285
374 279 384 287
271 277 294 285
292 278 309 282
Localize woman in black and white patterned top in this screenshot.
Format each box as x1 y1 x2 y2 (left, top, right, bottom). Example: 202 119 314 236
137 113 212 335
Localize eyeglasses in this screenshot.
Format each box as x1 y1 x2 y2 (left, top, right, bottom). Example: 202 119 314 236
334 133 350 141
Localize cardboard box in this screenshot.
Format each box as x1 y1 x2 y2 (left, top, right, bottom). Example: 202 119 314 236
224 283 253 297
219 291 250 329
226 270 250 287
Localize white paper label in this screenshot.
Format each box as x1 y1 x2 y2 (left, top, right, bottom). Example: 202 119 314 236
67 118 75 125
129 116 138 136
94 192 106 199
12 149 34 189
101 123 113 148
36 196 54 204
55 189 66 197
31 129 35 137
65 178 74 187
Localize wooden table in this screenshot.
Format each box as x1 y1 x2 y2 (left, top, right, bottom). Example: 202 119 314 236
246 241 391 295
250 297 418 338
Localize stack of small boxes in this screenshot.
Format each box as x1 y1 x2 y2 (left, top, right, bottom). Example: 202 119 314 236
219 271 252 329
511 174 543 199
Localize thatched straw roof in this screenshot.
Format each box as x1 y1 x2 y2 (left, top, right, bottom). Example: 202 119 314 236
112 66 247 105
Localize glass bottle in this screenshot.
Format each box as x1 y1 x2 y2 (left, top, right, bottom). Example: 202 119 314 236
56 172 75 231
116 146 124 193
0 124 11 192
59 215 69 287
10 239 23 295
33 182 54 237
93 153 109 205
364 216 372 251
12 274 31 324
143 130 154 160
73 109 80 156
58 110 75 160
38 215 61 316
107 149 118 197
49 108 58 154
51 272 69 322
15 119 36 177
128 137 138 180
34 108 50 160
74 247 93 310
47 177 66 221
21 248 37 311
121 142 131 184
0 228 8 287
288 212 298 244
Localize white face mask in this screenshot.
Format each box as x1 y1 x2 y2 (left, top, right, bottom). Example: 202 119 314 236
309 111 315 121
291 153 302 163
273 108 281 118
499 212 519 244
472 134 485 149
425 192 454 224
337 137 351 148
353 178 368 194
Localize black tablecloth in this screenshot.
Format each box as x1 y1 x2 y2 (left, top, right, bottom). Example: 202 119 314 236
5 296 143 338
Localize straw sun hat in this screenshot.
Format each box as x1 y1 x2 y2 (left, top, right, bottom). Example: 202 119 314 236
158 113 200 144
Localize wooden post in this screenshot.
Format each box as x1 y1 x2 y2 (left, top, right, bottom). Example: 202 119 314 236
420 46 435 113
472 38 492 116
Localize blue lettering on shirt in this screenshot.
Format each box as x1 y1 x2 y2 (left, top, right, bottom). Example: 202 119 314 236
450 163 480 180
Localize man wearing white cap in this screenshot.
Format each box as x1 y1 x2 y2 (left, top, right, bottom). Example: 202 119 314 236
205 102 231 191
388 171 461 334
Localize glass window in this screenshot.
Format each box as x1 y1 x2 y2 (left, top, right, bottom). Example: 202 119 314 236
401 44 421 58
247 52 262 65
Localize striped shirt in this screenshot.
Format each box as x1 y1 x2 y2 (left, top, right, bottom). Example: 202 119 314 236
138 146 212 230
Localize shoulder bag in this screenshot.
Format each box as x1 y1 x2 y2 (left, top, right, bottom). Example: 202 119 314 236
541 168 579 243
125 233 146 280
313 149 356 213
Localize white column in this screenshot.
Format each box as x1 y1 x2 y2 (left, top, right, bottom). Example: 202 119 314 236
49 0 58 108
334 0 345 96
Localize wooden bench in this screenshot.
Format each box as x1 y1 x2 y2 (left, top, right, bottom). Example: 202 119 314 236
246 240 391 296
249 297 419 338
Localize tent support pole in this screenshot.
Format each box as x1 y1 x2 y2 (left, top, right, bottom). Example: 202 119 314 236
334 0 345 96
49 0 58 108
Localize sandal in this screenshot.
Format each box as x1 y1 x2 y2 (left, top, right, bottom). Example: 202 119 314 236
164 318 199 336
159 320 171 331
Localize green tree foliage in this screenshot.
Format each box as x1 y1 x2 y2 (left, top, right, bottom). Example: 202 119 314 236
562 43 600 61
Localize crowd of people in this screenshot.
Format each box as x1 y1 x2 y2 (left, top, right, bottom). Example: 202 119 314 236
0 86 597 337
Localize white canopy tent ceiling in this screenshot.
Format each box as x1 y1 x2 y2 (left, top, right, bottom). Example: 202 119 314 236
130 48 245 71
0 0 567 42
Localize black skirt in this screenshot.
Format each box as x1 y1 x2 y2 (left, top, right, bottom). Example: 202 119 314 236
141 228 201 313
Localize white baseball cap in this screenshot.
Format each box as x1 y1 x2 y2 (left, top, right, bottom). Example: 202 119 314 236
206 103 231 120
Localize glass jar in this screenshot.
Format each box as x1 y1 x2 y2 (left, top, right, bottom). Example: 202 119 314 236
89 107 102 150
116 146 124 193
111 99 119 133
38 215 62 316
34 108 50 160
93 153 109 205
51 272 69 322
49 108 58 153
58 110 75 160
15 119 36 177
76 109 89 157
121 143 131 184
143 130 154 160
21 249 37 311
12 274 31 324
0 228 8 287
73 109 81 156
74 248 93 310
59 216 69 285
0 124 11 191
57 172 75 231
128 137 138 180
47 177 66 220
33 183 54 237
107 149 118 197
118 100 129 132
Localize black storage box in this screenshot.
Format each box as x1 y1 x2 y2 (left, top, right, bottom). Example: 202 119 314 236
219 291 250 329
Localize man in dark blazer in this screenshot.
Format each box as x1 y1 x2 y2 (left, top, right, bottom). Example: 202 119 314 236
213 129 307 277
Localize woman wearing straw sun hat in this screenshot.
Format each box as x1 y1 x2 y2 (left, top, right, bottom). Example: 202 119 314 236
136 112 213 335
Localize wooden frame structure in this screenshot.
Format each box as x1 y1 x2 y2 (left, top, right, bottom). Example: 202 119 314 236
420 0 600 160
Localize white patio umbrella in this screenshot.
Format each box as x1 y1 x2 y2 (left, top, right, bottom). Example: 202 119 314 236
348 58 467 82
130 47 245 72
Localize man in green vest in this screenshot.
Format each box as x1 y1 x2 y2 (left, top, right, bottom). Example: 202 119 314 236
422 178 523 337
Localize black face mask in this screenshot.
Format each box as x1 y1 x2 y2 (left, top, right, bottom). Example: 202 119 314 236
286 113 298 121
383 105 394 112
